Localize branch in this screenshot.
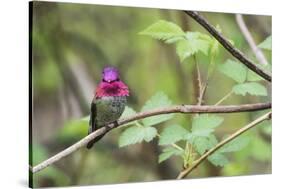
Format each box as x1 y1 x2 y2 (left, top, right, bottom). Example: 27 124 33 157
235 14 268 65
31 102 271 173
177 111 272 179
184 11 272 82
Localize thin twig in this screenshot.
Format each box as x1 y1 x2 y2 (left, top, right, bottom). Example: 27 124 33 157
177 111 272 179
184 11 272 82
215 91 233 105
193 55 207 106
235 14 268 66
30 102 271 173
194 56 202 98
198 84 207 106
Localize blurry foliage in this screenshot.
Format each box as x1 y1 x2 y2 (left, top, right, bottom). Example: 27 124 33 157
31 144 71 187
31 1 272 187
258 35 272 50
57 118 88 143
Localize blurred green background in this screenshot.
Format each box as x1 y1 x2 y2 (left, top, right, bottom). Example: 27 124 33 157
30 1 271 187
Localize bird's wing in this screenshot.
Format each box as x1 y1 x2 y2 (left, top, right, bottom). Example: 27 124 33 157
88 100 97 134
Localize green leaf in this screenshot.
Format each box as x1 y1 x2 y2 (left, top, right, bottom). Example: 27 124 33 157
158 147 183 163
139 20 185 42
247 70 264 81
191 115 224 137
208 152 229 167
186 32 211 55
232 82 267 96
176 40 193 62
258 35 272 50
219 59 247 83
193 134 218 155
143 126 158 142
121 106 136 118
141 92 173 127
118 126 157 147
193 137 211 155
219 136 250 153
159 124 188 145
120 106 138 127
165 36 185 44
176 32 210 62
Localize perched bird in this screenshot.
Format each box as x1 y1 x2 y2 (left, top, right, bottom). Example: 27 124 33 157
87 67 129 149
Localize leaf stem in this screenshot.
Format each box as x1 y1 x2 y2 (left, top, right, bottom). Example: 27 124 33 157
194 55 202 97
215 90 233 105
156 133 184 151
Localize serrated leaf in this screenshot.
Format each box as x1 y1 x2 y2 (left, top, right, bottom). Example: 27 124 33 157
258 35 272 50
232 82 267 96
158 147 183 163
193 134 218 155
176 40 194 62
208 152 229 167
219 136 250 153
191 115 224 137
121 106 136 118
219 59 247 83
165 36 184 44
143 126 158 142
120 106 138 127
193 137 210 155
186 32 211 55
118 126 157 147
247 70 264 81
176 32 210 62
141 92 173 127
139 20 185 42
159 124 188 145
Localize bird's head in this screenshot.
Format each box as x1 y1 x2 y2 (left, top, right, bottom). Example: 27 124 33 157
102 67 120 83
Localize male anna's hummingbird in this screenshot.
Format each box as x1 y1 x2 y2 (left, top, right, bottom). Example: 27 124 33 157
87 67 129 149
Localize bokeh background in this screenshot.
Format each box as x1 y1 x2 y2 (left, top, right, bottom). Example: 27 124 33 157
30 1 272 187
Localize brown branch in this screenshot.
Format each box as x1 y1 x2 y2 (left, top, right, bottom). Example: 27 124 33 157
177 111 272 179
30 102 271 173
184 11 272 82
235 14 268 66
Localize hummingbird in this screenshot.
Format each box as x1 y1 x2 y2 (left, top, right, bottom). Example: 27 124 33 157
86 67 129 149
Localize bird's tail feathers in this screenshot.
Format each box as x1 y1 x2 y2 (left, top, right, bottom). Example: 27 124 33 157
86 133 106 149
